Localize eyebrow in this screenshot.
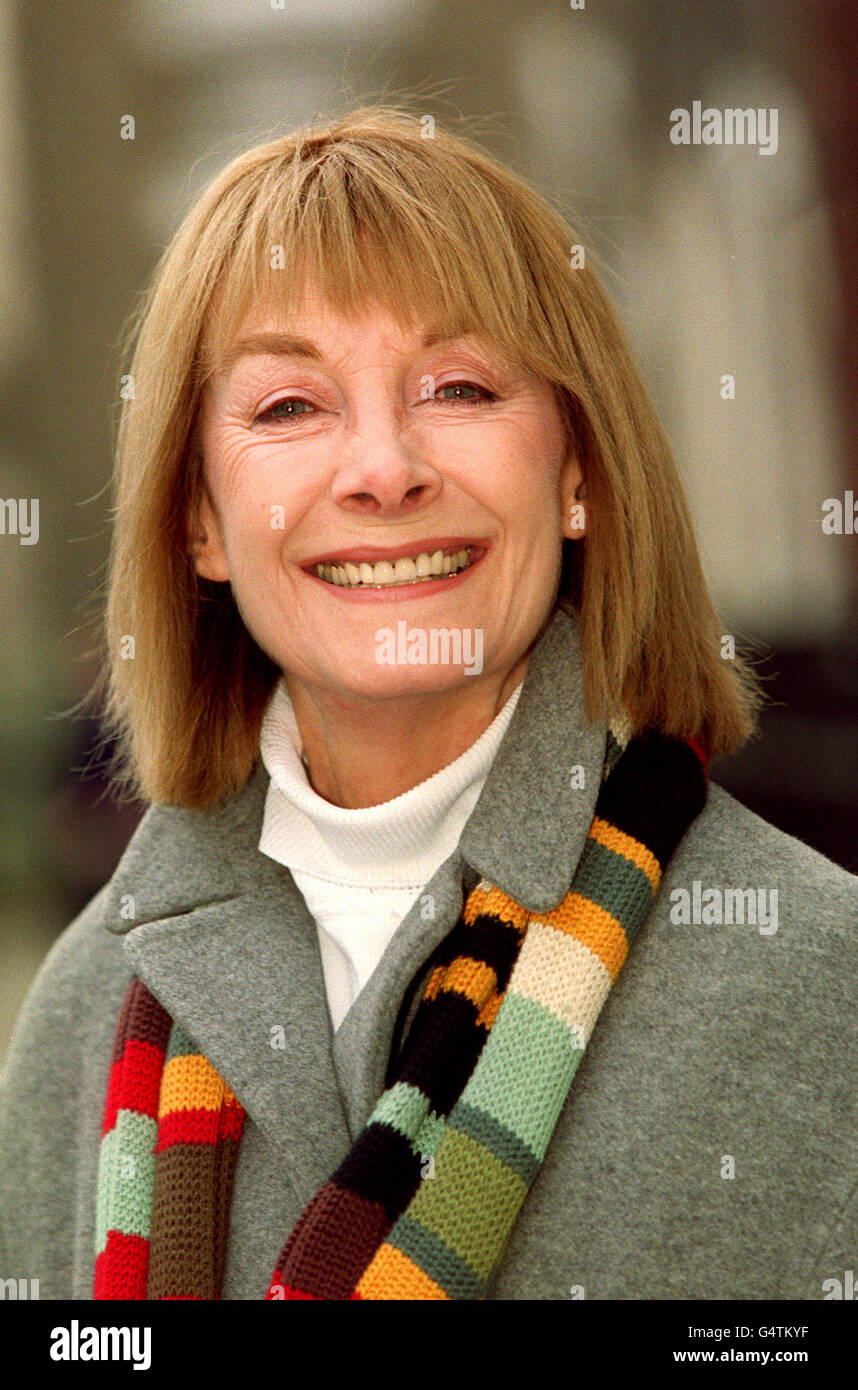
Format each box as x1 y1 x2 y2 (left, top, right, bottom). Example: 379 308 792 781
219 333 322 376
218 324 478 378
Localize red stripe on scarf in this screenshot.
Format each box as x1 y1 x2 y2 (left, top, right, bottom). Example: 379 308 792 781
154 1096 245 1149
94 1231 149 1299
101 1038 167 1137
155 1106 222 1148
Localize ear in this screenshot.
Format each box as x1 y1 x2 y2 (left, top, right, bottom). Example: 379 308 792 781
188 484 230 582
560 449 587 541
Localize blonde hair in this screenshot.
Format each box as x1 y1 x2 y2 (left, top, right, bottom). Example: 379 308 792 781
101 103 761 809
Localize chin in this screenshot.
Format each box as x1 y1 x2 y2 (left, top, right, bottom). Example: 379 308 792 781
326 661 487 701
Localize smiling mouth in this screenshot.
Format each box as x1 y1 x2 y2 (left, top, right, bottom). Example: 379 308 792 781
310 545 477 589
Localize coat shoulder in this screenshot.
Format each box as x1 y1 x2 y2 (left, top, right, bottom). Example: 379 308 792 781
0 884 134 1294
667 779 858 936
2 882 131 1055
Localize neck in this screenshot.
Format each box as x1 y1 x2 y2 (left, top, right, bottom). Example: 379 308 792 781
285 657 529 808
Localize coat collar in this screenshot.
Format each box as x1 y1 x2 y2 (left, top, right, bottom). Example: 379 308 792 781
103 607 606 1199
458 606 606 911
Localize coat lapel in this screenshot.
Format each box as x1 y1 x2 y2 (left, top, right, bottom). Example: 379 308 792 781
103 764 353 1207
458 606 607 910
331 850 470 1138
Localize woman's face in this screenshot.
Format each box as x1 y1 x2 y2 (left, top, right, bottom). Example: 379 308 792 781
193 285 584 700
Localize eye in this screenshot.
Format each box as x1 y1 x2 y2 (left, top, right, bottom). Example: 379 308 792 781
432 380 497 406
255 396 316 424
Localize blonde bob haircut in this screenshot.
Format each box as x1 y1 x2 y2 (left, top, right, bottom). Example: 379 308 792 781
102 104 761 809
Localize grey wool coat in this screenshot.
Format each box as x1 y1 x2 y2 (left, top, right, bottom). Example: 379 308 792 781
1 608 857 1300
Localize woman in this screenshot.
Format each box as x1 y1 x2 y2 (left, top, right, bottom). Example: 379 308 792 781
1 106 856 1302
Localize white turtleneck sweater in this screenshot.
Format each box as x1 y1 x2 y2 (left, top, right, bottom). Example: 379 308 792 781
257 680 523 1031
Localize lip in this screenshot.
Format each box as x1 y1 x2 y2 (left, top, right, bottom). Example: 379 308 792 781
300 536 487 567
300 542 489 603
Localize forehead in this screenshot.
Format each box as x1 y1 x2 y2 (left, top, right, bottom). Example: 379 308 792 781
211 298 519 386
199 260 523 383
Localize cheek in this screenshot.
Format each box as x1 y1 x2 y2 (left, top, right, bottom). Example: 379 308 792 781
207 438 294 552
473 413 564 498
479 452 562 535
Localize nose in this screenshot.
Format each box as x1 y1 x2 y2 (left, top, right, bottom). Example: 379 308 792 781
330 414 442 517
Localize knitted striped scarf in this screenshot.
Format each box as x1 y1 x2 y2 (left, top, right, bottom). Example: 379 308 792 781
94 728 706 1299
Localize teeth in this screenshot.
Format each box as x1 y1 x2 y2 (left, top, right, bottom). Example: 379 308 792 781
314 547 474 588
393 557 417 582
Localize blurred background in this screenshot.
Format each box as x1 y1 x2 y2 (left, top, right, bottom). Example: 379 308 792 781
1 0 856 1066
